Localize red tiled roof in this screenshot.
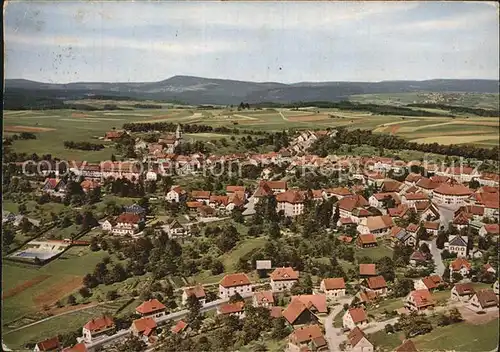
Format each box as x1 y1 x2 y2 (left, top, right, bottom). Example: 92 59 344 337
254 290 275 304
454 283 475 296
359 264 377 276
209 195 229 206
116 213 141 224
83 316 115 332
270 267 299 281
293 295 327 314
364 215 394 231
434 183 472 196
348 327 367 347
289 324 324 345
262 180 287 190
405 173 422 183
276 190 306 204
416 177 439 190
347 307 368 323
62 342 88 352
474 289 499 308
227 185 246 193
132 317 157 335
358 234 377 245
409 289 434 308
338 235 353 243
136 299 166 315
483 224 499 234
421 275 443 290
450 258 471 271
338 195 369 212
220 273 251 288
218 301 245 314
35 337 60 351
395 339 418 352
322 278 346 290
105 131 124 139
191 190 211 199
404 192 428 201
406 223 419 233
282 298 310 324
424 221 440 230
171 320 188 334
269 306 283 318
186 201 203 208
366 275 387 290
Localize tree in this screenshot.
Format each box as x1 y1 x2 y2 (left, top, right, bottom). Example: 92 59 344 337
186 294 202 330
79 287 91 298
117 334 146 352
398 312 433 338
67 294 76 305
448 307 463 323
18 203 27 214
20 217 33 233
436 231 448 250
385 324 394 334
229 292 245 303
2 226 15 248
211 259 224 275
452 272 463 282
89 237 100 252
392 278 414 297
377 256 396 282
269 222 281 240
271 317 290 339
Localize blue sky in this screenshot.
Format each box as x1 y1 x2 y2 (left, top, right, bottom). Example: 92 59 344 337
4 1 499 83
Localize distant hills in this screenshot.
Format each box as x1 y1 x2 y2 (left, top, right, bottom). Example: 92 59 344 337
4 76 499 106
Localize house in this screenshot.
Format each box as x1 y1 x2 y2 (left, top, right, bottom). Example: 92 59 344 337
409 251 427 266
406 223 420 238
414 275 443 291
217 301 246 319
346 327 373 352
42 178 66 195
405 173 422 187
449 258 472 277
483 263 496 274
82 316 115 343
479 224 499 238
325 187 353 200
320 278 346 299
292 295 328 315
262 180 287 193
190 190 211 204
338 195 369 218
62 342 88 352
359 264 377 277
124 203 146 216
418 202 440 222
219 273 252 299
357 215 394 237
445 235 469 258
369 192 401 208
182 285 206 306
401 192 429 206
405 289 435 312
357 234 377 248
395 339 418 352
381 179 404 193
165 185 186 203
423 221 440 237
432 183 472 206
286 324 328 352
104 130 126 141
253 291 275 308
270 267 299 292
80 179 100 193
105 213 143 236
451 283 475 302
131 317 157 342
136 299 166 319
478 172 500 187
415 177 440 194
493 280 499 295
362 275 388 297
468 289 499 311
343 307 368 330
282 298 318 326
390 227 416 248
171 320 189 335
164 219 190 239
33 337 60 351
226 185 246 195
276 190 306 217
357 290 380 306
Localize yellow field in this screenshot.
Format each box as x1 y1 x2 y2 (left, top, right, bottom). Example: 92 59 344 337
410 134 499 145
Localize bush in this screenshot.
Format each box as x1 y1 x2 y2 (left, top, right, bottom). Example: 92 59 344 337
106 290 119 301
385 324 394 334
67 294 76 305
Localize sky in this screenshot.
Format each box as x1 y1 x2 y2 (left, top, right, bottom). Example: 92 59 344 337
4 1 499 83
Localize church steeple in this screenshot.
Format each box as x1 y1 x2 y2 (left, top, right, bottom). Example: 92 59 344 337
175 124 182 140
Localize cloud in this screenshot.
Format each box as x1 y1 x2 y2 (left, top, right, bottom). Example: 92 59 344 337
5 31 244 55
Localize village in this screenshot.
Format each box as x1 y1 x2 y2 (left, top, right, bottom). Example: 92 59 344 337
2 125 499 352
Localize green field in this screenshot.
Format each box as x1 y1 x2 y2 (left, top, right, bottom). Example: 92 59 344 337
355 245 393 262
4 101 499 162
369 318 499 351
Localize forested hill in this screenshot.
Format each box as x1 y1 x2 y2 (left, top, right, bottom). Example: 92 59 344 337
4 76 499 107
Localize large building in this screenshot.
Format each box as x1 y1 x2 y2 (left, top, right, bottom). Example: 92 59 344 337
219 273 252 299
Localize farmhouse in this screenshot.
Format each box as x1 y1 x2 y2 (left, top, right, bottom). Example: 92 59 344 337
282 298 318 326
343 307 368 330
182 285 206 306
270 267 299 292
346 327 374 352
357 233 377 248
34 337 60 352
286 324 328 352
136 299 166 319
219 273 252 299
468 289 499 312
405 289 435 312
451 283 475 302
217 301 246 319
357 215 394 237
131 317 157 343
320 278 346 299
82 316 115 343
253 291 275 308
362 275 388 297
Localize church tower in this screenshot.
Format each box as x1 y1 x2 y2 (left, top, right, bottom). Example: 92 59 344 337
175 124 182 140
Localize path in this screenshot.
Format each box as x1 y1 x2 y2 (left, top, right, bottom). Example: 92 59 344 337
279 110 288 121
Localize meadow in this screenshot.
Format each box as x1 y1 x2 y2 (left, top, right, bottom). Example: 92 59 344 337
3 99 499 163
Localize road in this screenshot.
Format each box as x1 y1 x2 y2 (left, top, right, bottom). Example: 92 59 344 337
421 238 445 276
324 297 353 351
436 202 460 230
84 293 254 350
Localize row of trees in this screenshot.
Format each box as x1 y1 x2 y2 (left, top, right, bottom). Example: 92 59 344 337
63 141 105 151
309 127 499 160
